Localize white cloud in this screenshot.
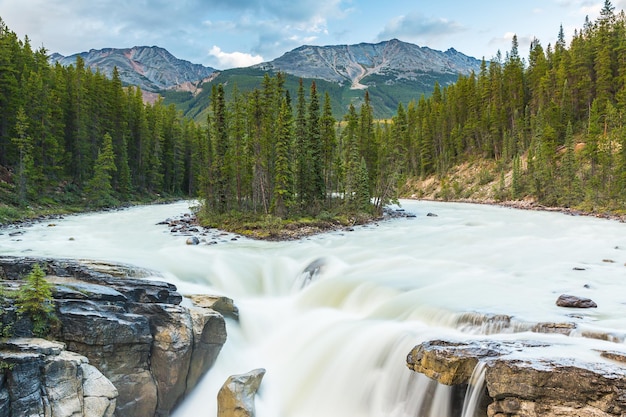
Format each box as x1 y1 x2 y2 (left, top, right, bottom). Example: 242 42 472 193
208 45 264 68
376 12 464 43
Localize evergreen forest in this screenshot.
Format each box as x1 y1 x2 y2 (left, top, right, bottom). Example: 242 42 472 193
401 1 626 212
2 1 626 226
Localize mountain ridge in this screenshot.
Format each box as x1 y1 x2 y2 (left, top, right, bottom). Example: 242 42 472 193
50 39 483 118
253 38 482 89
49 45 217 92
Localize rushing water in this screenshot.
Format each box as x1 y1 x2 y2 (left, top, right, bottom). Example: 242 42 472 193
2 199 626 417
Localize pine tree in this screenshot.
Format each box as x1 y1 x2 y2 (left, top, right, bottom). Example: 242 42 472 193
16 264 56 337
306 81 325 209
11 107 33 204
295 79 308 207
86 132 117 207
320 92 337 204
272 98 294 218
211 84 230 213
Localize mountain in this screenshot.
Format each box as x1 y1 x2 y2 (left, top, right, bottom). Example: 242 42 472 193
51 40 483 119
253 39 482 89
164 39 483 120
49 46 217 92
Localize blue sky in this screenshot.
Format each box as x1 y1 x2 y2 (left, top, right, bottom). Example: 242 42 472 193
0 0 619 69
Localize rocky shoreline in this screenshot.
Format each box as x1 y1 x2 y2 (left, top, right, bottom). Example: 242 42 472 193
430 197 626 223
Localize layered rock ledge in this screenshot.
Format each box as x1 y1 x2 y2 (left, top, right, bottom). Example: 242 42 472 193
0 256 228 417
407 339 626 417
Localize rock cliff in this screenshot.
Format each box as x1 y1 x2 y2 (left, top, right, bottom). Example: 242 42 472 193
0 338 117 417
407 339 626 417
0 256 228 417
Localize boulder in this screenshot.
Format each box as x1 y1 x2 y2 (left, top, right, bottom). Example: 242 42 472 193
407 339 626 417
217 369 266 417
186 236 200 245
556 294 598 308
188 294 239 320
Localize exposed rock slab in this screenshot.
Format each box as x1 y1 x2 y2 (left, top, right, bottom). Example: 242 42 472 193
407 339 626 417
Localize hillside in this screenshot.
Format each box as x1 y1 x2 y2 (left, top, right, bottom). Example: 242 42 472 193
50 46 217 92
165 39 483 120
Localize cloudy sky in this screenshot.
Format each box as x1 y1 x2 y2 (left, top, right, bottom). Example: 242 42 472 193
0 0 621 69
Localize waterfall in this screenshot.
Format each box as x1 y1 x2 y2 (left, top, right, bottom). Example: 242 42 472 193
1 200 625 417
460 361 488 417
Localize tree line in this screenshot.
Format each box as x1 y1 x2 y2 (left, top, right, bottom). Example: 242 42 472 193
0 17 205 209
4 1 626 219
391 0 626 211
198 74 399 219
0 17 398 219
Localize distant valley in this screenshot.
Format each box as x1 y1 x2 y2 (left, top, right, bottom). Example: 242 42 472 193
51 39 483 119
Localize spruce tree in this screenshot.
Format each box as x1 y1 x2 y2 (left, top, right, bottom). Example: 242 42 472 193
17 264 56 337
11 107 33 204
306 81 325 209
86 132 117 207
272 98 294 218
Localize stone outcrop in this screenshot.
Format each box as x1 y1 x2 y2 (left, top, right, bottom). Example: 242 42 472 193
0 338 117 417
407 339 626 417
217 369 266 417
0 256 228 417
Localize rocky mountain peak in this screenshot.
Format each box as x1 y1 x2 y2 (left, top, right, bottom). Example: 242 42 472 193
49 46 217 92
253 39 482 89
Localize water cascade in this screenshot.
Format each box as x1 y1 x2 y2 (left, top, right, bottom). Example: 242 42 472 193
2 200 626 416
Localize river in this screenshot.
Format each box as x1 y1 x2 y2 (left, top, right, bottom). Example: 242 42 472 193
1 199 625 417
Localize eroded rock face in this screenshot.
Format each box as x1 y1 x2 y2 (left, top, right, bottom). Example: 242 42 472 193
0 338 117 417
217 369 266 417
407 339 626 417
0 256 228 417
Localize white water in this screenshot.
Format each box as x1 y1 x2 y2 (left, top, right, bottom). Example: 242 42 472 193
2 200 626 417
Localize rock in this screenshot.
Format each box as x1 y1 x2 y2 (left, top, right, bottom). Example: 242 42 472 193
186 308 227 393
217 369 266 417
406 340 502 385
0 338 117 417
82 363 118 417
486 358 626 417
556 294 598 308
407 339 626 417
0 256 228 417
188 294 239 320
296 258 326 289
186 236 200 245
